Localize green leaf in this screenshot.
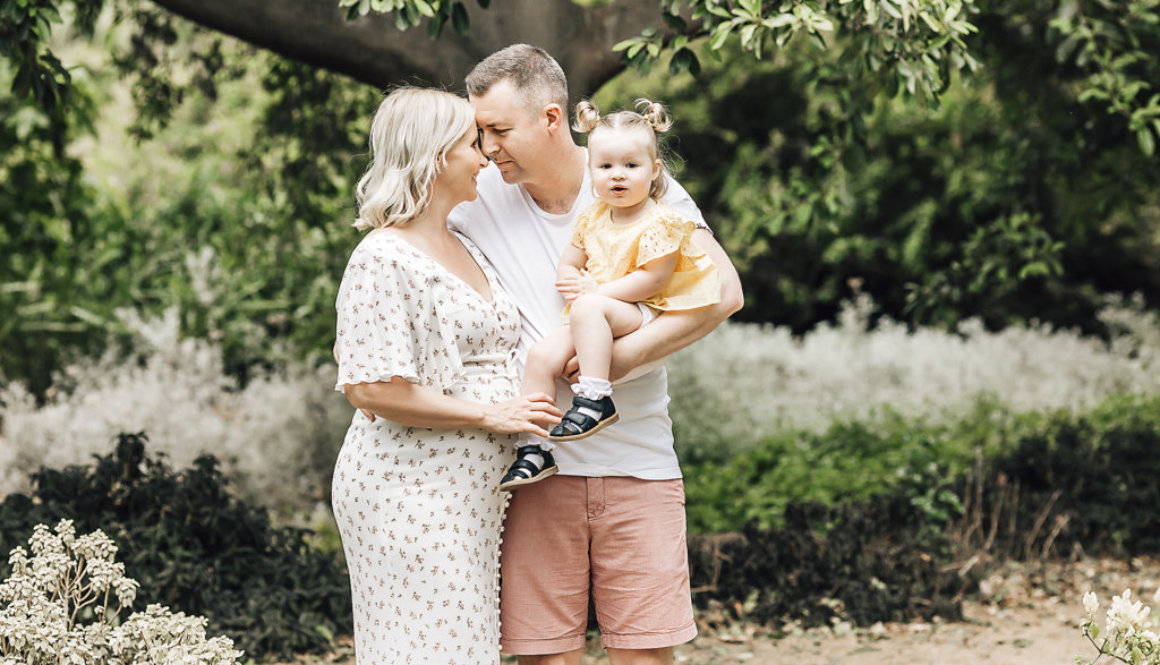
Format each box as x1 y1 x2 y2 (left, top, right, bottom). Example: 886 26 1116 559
662 12 687 31
451 1 469 34
1137 127 1156 156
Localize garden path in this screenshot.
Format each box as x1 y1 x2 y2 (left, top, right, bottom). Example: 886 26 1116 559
280 557 1159 665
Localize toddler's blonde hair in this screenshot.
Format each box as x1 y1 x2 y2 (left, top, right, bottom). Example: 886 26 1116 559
573 98 672 200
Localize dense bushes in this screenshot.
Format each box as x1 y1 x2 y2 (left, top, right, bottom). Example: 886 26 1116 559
684 393 1160 628
0 433 351 660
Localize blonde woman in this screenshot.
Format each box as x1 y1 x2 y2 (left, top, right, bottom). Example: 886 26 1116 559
331 87 561 664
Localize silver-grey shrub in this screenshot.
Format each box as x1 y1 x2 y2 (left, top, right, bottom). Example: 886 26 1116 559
4 298 1159 509
0 308 352 511
667 295 1160 458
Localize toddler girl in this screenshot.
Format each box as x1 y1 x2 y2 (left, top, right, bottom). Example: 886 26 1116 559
500 98 721 491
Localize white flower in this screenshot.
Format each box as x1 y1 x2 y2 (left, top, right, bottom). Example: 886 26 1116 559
1084 591 1100 617
1 523 242 665
1107 589 1153 637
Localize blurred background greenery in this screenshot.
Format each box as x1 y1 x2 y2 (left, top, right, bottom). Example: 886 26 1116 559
3 0 1158 398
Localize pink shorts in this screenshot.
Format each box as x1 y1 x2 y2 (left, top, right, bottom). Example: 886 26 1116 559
499 475 697 654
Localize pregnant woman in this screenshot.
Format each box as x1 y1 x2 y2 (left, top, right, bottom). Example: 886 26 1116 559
331 87 561 664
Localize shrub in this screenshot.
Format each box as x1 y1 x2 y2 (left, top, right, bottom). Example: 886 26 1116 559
0 520 243 664
668 297 1160 463
688 492 967 629
0 433 352 660
0 308 353 512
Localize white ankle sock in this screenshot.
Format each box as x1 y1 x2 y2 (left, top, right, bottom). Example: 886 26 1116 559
571 377 613 421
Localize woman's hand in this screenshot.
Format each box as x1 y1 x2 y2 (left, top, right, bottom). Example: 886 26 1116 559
481 392 562 437
555 271 599 303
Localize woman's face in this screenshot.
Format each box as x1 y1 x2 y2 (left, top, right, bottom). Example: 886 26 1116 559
435 126 489 207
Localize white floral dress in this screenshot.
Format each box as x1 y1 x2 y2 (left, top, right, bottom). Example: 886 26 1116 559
331 230 520 665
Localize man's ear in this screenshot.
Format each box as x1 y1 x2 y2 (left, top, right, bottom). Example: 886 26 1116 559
543 103 565 134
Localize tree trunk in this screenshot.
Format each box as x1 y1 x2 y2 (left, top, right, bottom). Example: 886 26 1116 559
147 0 665 100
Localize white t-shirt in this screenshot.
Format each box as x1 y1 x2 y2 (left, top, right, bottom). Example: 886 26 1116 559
448 158 706 479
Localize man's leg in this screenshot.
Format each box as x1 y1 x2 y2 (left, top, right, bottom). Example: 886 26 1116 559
516 650 583 665
589 477 697 656
606 647 673 665
500 476 593 657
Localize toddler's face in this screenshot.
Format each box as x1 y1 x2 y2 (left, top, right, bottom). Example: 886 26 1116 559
587 127 661 215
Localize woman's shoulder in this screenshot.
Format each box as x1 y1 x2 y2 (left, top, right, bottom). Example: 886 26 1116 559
347 230 428 277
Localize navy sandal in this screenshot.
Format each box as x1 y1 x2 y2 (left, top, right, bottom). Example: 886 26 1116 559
499 446 558 491
548 395 618 442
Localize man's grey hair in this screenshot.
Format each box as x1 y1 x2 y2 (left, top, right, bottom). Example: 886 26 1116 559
465 44 569 115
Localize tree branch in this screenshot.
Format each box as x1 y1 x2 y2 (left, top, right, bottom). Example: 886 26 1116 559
145 0 667 99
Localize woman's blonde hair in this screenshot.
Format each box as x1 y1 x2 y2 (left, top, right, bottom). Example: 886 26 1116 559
573 98 673 200
355 87 476 230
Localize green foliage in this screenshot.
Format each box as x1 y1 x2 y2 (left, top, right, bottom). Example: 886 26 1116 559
687 491 964 628
598 30 1160 331
338 0 482 37
0 433 353 660
1046 0 1160 156
684 392 1160 556
617 0 979 108
1 10 377 393
682 403 1015 532
981 393 1160 555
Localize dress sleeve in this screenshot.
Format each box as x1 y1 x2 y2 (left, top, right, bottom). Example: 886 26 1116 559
636 211 695 267
334 243 463 393
570 206 593 251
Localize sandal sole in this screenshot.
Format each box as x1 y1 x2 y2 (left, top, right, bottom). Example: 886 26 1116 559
547 412 620 442
499 465 559 492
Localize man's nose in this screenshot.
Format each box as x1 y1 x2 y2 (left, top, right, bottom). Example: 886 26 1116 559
481 132 500 157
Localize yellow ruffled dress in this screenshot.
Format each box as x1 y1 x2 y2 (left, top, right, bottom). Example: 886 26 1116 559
569 200 721 312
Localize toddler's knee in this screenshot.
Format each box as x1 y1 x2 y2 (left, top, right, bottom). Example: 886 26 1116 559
569 294 607 321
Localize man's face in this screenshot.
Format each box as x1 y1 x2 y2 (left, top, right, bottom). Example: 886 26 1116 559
470 79 550 185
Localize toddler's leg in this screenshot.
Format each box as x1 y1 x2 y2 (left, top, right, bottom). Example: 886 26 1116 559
521 327 574 398
501 329 574 492
547 295 644 442
568 294 645 381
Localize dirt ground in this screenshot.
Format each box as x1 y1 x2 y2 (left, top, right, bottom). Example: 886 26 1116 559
283 557 1160 665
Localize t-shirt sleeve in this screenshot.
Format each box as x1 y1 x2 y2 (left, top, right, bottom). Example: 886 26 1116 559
658 174 709 231
334 245 463 393
636 212 695 267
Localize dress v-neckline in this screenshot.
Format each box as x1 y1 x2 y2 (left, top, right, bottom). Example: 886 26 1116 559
373 229 496 304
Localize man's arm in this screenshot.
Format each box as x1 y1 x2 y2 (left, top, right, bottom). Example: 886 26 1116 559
563 228 743 381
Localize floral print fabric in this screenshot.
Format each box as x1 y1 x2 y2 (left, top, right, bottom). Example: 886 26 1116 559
332 231 520 664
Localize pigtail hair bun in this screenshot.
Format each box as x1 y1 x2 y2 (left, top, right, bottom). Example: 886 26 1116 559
635 98 672 133
572 100 601 133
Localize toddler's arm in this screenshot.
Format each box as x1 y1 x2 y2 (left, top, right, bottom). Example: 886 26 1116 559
555 244 592 303
595 251 678 303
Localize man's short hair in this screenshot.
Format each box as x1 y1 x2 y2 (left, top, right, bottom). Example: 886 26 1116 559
465 44 569 116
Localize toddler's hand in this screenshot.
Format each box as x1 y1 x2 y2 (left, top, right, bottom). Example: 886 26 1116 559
555 272 599 303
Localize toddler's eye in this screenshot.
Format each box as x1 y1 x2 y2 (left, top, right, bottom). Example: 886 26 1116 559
626 162 639 168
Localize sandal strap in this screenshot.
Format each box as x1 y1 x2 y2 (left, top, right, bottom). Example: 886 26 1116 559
506 458 543 478
557 410 597 434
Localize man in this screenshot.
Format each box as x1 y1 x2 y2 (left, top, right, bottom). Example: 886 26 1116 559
447 44 743 665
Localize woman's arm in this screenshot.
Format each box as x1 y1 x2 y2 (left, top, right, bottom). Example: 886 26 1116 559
593 228 743 381
344 378 561 436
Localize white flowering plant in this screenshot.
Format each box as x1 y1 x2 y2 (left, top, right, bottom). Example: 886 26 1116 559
0 519 243 665
1079 588 1160 665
